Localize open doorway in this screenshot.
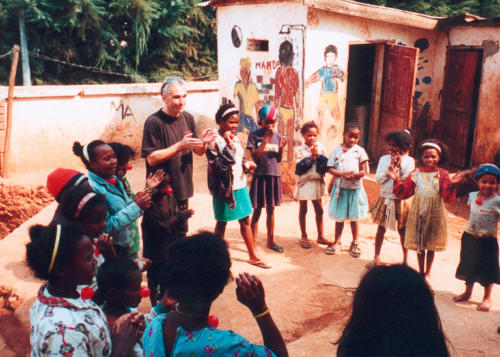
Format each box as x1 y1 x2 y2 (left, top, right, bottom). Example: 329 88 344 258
345 44 376 150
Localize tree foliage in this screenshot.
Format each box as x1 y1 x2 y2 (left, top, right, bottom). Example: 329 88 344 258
359 0 500 17
0 0 217 84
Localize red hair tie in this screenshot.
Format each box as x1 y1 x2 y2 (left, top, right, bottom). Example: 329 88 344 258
139 287 150 298
81 287 94 300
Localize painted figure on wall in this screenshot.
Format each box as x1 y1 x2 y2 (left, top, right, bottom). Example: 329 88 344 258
274 40 301 162
234 57 261 133
305 44 345 139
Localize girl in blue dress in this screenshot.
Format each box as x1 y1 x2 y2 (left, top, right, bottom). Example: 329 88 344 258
326 121 369 257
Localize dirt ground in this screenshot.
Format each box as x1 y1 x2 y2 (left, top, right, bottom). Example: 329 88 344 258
0 156 499 356
0 181 52 240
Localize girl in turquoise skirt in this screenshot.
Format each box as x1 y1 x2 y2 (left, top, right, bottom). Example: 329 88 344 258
326 121 369 257
205 103 270 269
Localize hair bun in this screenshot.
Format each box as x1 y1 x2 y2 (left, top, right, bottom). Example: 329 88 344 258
29 224 48 242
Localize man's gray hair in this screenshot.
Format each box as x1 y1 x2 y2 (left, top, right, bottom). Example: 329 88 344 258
161 76 186 96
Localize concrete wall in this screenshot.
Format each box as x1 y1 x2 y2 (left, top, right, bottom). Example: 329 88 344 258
436 27 500 165
0 81 219 175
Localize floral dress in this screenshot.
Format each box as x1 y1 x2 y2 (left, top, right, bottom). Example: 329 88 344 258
143 314 277 357
393 168 455 252
30 284 111 357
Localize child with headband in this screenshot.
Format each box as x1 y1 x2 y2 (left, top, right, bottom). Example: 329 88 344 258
26 223 141 356
389 139 459 278
206 103 270 269
73 140 151 257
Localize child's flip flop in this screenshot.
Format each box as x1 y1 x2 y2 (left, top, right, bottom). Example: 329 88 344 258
325 243 339 255
299 239 311 249
268 244 284 253
248 260 272 269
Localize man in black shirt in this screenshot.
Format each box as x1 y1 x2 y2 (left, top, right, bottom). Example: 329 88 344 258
142 77 206 236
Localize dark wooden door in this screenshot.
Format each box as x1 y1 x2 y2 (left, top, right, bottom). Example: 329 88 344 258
375 44 418 159
438 49 482 167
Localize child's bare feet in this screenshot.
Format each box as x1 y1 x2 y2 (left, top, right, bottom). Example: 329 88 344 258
477 299 491 311
317 237 333 245
453 292 472 303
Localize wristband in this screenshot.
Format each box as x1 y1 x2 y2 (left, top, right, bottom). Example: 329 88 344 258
253 308 270 319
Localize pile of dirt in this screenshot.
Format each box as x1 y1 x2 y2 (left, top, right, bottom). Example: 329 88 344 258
0 181 53 240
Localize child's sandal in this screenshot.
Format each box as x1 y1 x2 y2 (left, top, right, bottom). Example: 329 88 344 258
325 244 338 255
349 241 361 258
299 239 311 249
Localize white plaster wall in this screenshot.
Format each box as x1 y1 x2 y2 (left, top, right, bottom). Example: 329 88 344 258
305 9 438 150
217 2 308 105
0 81 219 175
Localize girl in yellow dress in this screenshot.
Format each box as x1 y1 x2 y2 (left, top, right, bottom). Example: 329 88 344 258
389 139 459 278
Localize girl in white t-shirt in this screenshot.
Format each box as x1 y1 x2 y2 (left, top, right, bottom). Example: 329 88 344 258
326 121 369 257
206 103 270 269
454 163 500 311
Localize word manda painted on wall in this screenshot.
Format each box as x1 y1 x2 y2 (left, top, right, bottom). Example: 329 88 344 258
255 60 280 71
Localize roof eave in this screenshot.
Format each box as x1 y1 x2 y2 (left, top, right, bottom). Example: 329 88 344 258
305 0 440 30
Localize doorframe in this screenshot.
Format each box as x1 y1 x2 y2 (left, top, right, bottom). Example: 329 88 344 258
441 46 483 168
346 40 392 157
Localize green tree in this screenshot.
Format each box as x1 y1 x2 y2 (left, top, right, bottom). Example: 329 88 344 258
359 0 500 17
0 0 217 84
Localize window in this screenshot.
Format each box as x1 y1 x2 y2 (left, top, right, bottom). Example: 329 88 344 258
246 39 269 52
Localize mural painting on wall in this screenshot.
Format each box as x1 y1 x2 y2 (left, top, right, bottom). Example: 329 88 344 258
275 40 301 162
234 57 262 134
305 45 345 143
233 33 304 166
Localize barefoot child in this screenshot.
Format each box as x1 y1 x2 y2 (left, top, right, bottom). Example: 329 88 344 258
294 121 332 248
248 104 287 253
454 164 500 311
73 140 151 257
26 223 140 356
369 130 415 266
326 121 369 257
206 103 270 269
390 139 457 278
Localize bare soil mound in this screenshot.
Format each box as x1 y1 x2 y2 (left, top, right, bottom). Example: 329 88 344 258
0 181 53 240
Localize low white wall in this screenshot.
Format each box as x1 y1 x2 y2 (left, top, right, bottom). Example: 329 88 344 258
0 81 219 175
